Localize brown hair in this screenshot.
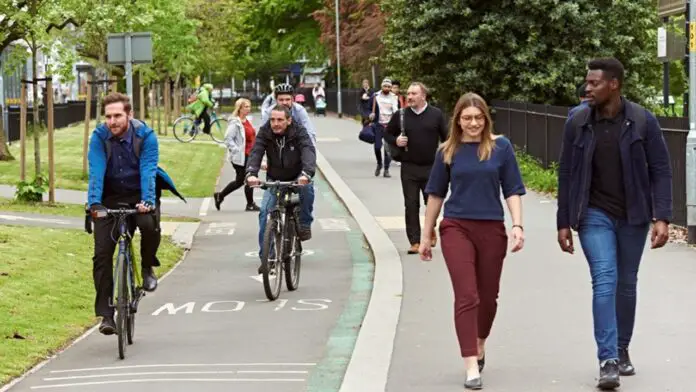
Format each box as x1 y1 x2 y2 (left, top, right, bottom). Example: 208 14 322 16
102 92 132 113
440 92 497 164
409 82 429 97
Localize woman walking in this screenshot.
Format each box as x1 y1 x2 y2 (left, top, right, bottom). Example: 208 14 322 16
420 93 525 390
214 98 260 211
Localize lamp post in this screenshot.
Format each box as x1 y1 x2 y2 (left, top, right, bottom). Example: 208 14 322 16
335 0 342 118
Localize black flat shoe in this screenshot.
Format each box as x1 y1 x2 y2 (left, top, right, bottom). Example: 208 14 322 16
213 192 222 211
99 317 116 336
464 377 483 390
597 359 620 390
618 347 635 376
478 355 485 372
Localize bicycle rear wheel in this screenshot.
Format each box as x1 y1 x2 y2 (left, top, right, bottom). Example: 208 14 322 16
284 216 301 291
209 118 228 143
173 116 197 143
116 252 128 359
261 214 283 301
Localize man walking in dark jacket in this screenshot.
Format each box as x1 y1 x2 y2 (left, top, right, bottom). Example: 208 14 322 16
385 82 448 254
556 58 672 390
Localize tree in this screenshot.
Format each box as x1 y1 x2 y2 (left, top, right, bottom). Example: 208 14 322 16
382 0 661 110
313 0 384 86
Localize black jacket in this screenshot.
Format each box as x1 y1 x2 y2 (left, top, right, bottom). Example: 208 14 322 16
246 122 316 181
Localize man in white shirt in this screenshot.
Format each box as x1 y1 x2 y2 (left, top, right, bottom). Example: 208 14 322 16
368 78 399 178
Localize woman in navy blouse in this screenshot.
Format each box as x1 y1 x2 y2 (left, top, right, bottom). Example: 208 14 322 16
420 92 526 390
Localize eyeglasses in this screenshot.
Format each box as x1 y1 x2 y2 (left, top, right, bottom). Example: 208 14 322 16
460 114 486 123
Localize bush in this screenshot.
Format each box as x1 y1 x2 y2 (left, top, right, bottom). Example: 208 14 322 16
515 150 558 196
14 176 45 203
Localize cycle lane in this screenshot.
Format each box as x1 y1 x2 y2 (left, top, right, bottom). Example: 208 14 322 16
4 161 374 392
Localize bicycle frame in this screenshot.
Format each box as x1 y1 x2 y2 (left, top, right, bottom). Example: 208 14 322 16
262 181 303 261
111 214 142 308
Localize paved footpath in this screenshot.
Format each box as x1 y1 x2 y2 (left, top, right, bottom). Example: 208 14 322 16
3 149 374 391
313 114 696 392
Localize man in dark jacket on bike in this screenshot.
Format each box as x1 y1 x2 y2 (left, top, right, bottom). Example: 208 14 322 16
245 106 316 271
87 93 184 336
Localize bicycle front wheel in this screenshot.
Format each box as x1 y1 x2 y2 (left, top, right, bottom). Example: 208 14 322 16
115 252 128 359
284 216 301 291
173 116 197 143
209 118 228 143
261 214 283 301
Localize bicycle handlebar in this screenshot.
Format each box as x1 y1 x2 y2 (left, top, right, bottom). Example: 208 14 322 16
252 180 306 190
84 207 152 234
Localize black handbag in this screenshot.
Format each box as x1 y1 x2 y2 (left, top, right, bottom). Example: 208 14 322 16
387 109 407 162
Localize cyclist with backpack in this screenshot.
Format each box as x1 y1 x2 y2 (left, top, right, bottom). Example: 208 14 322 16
87 93 185 336
185 83 216 135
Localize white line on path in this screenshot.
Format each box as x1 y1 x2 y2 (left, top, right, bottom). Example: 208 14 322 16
30 378 305 389
199 197 211 216
44 370 309 381
315 149 403 392
0 214 71 225
49 363 316 373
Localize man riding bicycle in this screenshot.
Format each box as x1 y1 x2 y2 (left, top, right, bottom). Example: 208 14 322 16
185 83 216 135
260 83 316 240
87 93 184 335
246 105 316 273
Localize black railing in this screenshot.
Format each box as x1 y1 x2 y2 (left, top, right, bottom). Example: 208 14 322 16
491 100 688 227
5 100 98 142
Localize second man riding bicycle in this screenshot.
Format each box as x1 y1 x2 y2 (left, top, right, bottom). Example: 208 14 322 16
245 106 317 273
185 83 216 135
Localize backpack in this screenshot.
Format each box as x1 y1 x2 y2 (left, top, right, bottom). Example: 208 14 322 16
187 87 202 104
570 101 647 141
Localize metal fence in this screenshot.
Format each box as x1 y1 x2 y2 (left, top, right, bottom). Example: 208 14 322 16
491 100 688 226
4 100 98 142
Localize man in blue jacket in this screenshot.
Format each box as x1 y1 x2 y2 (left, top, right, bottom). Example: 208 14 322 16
556 58 672 390
87 93 184 335
568 82 590 118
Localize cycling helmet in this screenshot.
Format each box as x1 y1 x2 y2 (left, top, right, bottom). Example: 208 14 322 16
274 83 294 96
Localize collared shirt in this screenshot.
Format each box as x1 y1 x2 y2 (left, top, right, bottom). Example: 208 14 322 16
589 100 627 219
261 102 317 145
411 103 428 115
105 126 141 196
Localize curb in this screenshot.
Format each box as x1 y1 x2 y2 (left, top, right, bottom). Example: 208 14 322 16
0 226 200 392
315 149 403 392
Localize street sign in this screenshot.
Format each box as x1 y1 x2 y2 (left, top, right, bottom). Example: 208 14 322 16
106 32 153 64
106 32 153 102
658 27 688 61
659 0 687 18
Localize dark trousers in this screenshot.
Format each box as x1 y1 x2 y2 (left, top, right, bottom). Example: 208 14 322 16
93 194 161 318
220 155 254 205
373 124 391 169
401 162 431 244
199 110 211 134
439 218 508 357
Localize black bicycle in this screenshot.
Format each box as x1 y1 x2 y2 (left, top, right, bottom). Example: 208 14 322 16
256 180 305 301
85 204 146 359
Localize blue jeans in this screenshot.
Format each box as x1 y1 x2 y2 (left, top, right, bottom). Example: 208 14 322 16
257 184 315 255
578 207 649 362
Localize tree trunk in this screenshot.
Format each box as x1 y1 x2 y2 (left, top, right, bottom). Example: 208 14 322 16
0 110 14 161
30 35 41 184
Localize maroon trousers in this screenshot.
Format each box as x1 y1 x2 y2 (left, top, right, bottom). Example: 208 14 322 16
439 217 508 357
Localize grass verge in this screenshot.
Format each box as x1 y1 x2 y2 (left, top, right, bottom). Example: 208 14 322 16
0 121 225 198
0 197 200 222
515 149 558 196
0 224 185 386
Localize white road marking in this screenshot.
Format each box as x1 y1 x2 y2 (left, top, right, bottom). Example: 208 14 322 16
316 137 341 142
199 197 211 216
49 363 316 374
318 218 351 231
245 249 315 257
44 370 308 381
31 378 305 389
204 222 236 236
0 214 71 225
